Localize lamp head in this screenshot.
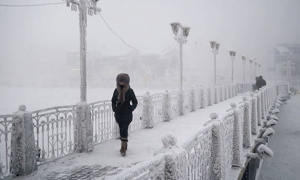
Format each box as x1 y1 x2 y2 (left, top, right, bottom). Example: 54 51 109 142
242 56 246 61
182 27 191 37
170 22 181 35
215 43 220 50
229 51 236 57
210 41 216 49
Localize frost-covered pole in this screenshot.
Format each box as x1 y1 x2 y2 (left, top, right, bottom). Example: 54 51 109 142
242 97 251 148
64 0 101 102
250 93 258 135
229 51 236 83
64 0 101 153
210 41 220 85
242 56 246 83
209 113 226 180
142 92 154 128
249 59 253 81
228 102 243 167
254 61 258 79
79 0 87 102
170 22 190 91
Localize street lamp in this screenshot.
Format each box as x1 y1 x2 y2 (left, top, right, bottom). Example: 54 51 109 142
64 0 101 102
258 63 261 76
229 51 236 83
170 22 190 91
210 41 220 85
249 59 253 81
254 61 258 78
242 56 246 83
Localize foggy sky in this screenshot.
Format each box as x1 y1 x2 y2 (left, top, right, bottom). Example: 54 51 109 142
0 0 300 83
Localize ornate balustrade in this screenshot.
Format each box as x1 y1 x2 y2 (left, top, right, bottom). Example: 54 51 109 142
0 114 13 178
104 84 285 179
31 106 77 164
0 82 264 178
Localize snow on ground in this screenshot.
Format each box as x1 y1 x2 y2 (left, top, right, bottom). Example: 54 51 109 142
259 94 300 180
9 92 249 180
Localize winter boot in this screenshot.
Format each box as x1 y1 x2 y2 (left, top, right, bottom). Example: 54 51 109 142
120 138 128 156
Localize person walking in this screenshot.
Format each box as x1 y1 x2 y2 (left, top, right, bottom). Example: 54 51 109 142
111 73 138 156
256 76 267 90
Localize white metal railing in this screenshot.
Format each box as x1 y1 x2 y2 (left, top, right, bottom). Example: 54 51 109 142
0 82 269 178
104 83 287 179
31 106 77 164
0 114 13 178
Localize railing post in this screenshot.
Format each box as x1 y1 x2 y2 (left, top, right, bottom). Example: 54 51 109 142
220 86 223 102
10 105 37 176
208 88 212 106
200 87 206 109
162 91 172 122
242 97 251 148
255 90 262 126
142 92 154 128
261 89 266 120
154 134 187 179
210 113 226 180
189 89 196 112
74 102 93 153
225 85 228 100
229 102 243 167
250 93 258 135
178 90 184 115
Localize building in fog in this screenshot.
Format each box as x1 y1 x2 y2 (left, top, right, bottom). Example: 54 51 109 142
274 44 300 81
66 49 179 88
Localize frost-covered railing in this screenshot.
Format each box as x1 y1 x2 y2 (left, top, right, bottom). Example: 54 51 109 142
182 125 213 180
151 93 164 123
31 105 77 164
89 100 118 144
0 82 254 178
0 114 13 178
105 84 284 180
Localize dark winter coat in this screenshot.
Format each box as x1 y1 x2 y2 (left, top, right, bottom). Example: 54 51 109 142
256 76 267 90
111 88 138 123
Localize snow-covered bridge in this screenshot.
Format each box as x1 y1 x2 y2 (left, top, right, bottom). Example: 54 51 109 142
0 83 291 180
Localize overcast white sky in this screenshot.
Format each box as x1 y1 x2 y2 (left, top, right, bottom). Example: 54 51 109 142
0 0 300 83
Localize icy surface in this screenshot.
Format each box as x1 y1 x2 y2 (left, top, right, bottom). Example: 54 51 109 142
259 95 300 180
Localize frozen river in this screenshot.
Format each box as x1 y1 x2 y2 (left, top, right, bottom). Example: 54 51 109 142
0 86 167 114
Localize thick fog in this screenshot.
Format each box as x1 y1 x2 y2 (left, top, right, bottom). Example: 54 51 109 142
0 0 300 88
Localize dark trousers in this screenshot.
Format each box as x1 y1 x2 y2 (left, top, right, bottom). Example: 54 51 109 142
115 113 132 138
117 122 130 138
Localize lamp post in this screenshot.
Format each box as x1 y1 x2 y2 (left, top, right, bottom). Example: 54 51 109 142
242 56 246 83
229 51 236 83
64 0 101 102
170 22 190 91
210 41 220 85
249 59 253 81
258 63 261 77
254 61 258 78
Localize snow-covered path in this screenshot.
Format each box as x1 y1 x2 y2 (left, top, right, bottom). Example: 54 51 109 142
259 94 300 180
6 92 249 180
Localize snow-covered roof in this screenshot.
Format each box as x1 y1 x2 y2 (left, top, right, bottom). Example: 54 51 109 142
275 46 292 55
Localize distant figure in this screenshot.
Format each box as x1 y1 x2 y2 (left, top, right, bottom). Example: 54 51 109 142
256 76 267 90
111 73 138 156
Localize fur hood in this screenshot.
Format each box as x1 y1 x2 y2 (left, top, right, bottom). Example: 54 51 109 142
116 73 130 106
